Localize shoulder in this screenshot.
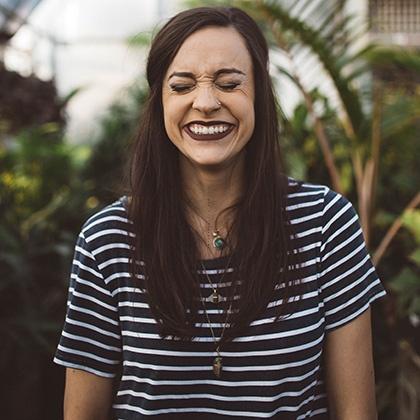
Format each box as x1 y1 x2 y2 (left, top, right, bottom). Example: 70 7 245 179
285 180 360 246
287 178 328 204
79 196 133 247
287 178 354 216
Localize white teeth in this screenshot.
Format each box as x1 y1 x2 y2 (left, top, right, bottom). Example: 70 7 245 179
189 124 231 135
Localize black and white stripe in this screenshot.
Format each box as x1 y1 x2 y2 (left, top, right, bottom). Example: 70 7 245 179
54 182 385 419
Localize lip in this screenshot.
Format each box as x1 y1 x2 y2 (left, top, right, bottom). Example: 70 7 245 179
185 120 234 127
183 121 235 141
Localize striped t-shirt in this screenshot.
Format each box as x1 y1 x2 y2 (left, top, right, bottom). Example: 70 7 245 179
54 182 386 419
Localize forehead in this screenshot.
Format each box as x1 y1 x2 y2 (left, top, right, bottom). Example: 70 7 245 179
166 26 253 75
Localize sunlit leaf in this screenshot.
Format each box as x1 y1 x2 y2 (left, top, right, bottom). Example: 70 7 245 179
402 210 420 243
409 248 420 266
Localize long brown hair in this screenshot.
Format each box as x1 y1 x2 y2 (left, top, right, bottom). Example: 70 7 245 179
128 6 298 341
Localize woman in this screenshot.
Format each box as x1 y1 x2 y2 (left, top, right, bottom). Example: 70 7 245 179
54 6 386 419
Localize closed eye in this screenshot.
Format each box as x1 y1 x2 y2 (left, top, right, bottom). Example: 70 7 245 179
217 83 240 91
169 84 193 93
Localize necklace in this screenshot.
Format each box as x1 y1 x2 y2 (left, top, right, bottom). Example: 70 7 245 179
190 207 227 252
212 230 226 251
200 253 233 304
199 257 236 377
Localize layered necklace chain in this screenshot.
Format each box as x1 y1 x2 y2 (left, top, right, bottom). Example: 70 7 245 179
190 201 236 377
198 256 237 378
196 207 227 256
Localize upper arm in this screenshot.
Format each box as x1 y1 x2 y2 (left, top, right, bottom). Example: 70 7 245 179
324 308 377 420
64 368 115 420
317 190 385 418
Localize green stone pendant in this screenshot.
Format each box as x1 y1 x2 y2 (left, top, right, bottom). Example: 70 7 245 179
212 231 225 250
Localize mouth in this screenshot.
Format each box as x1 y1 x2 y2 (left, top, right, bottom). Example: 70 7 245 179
184 121 235 141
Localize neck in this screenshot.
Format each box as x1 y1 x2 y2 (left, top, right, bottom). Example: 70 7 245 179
181 156 245 258
181 157 245 218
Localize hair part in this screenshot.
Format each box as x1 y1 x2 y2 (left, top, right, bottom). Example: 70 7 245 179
128 6 299 342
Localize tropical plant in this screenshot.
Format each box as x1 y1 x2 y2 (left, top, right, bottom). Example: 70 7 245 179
389 210 420 330
0 74 148 418
81 81 148 206
0 123 86 419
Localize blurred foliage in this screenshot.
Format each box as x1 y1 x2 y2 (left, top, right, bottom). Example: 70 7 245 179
389 210 420 325
81 82 148 205
126 31 153 48
0 71 147 418
0 1 419 419
0 63 67 136
0 124 87 418
387 210 420 415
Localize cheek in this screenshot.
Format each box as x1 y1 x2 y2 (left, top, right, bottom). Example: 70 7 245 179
162 103 179 138
242 108 255 144
163 97 185 128
241 101 255 130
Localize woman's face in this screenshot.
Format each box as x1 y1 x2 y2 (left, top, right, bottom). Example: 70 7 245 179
162 26 255 170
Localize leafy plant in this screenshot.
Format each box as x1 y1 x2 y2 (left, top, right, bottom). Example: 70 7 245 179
81 81 148 206
0 124 86 418
0 75 148 418
389 210 420 322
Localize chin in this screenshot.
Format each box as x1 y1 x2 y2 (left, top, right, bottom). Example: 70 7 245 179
190 154 243 171
190 158 228 168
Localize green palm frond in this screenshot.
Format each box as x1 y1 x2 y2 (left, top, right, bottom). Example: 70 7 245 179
231 0 379 149
127 32 153 48
248 0 365 139
381 96 420 139
364 46 420 71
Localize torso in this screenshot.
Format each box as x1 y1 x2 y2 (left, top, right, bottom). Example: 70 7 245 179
55 181 385 419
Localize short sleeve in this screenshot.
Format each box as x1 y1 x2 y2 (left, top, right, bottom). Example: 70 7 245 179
319 189 386 331
53 230 122 377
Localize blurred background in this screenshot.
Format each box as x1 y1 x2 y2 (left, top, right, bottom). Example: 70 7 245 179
0 0 419 418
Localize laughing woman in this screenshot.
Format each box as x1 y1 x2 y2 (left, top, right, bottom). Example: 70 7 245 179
54 6 386 420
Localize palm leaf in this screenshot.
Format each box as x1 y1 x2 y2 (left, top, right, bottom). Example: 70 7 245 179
364 46 420 72
238 0 365 140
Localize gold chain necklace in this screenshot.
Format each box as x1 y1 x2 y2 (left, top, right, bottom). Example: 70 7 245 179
198 257 237 377
191 207 227 252
201 253 233 304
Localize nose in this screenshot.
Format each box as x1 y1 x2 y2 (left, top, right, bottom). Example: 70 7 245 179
192 87 221 114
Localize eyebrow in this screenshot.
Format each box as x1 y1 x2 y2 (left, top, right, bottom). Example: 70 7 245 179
167 67 246 81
